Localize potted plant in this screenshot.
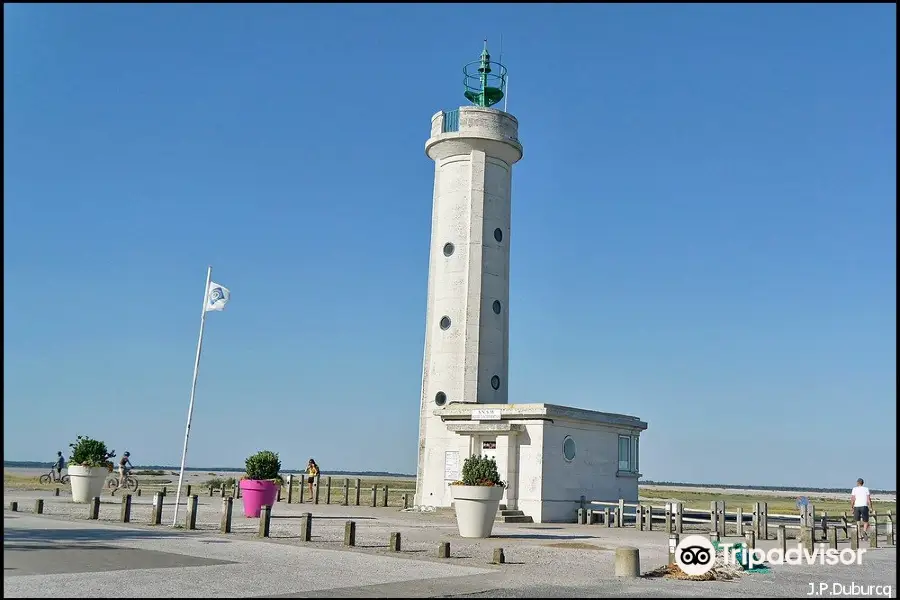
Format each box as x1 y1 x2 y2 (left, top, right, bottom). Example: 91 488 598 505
449 454 506 538
239 450 283 518
67 435 113 503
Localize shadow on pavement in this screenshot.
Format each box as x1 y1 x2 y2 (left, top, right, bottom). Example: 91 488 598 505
3 526 181 545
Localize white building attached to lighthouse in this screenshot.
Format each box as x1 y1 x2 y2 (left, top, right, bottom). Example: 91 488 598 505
414 44 648 523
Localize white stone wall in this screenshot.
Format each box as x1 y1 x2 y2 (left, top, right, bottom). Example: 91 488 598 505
539 419 643 523
415 107 523 508
514 421 546 520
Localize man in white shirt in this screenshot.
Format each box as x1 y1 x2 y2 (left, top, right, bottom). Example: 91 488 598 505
850 478 872 540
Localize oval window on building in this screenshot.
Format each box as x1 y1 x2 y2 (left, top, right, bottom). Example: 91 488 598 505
563 436 576 462
490 375 500 390
492 300 502 314
443 242 454 257
440 316 451 330
494 228 503 243
435 392 447 406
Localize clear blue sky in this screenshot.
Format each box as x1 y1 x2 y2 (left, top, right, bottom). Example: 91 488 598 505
4 4 896 489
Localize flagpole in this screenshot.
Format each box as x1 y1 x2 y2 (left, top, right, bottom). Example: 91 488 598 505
173 265 213 526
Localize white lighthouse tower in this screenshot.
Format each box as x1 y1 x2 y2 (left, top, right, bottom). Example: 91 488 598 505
414 44 648 522
415 42 522 508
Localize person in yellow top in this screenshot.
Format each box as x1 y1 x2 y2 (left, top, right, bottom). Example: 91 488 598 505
306 458 320 498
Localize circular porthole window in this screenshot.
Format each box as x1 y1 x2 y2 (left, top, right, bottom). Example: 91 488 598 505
490 375 500 390
492 300 502 314
563 436 576 461
494 228 503 243
435 391 447 406
443 242 454 257
439 316 451 330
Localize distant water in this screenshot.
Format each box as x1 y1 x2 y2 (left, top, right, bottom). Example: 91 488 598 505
4 461 414 478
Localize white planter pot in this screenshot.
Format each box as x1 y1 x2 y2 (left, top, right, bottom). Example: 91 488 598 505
450 485 504 538
68 465 108 503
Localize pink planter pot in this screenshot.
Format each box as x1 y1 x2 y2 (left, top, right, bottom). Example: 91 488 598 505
239 479 279 518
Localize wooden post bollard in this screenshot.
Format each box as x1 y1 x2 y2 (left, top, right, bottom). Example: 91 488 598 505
355 478 361 506
220 497 233 533
745 530 756 550
492 547 505 564
800 526 814 553
778 525 787 554
668 534 679 566
186 484 192 498
752 503 760 537
759 501 768 540
313 475 320 505
403 493 410 510
577 508 587 525
674 503 683 533
121 494 132 523
344 520 356 546
646 506 653 531
888 515 895 546
34 499 44 515
54 487 60 497
614 547 641 578
382 485 389 507
603 508 611 527
664 506 672 534
277 487 282 503
829 525 838 549
371 485 378 507
137 489 142 497
151 492 163 525
298 478 305 504
210 487 215 497
613 507 620 527
343 478 350 506
390 532 401 551
162 486 167 496
439 541 451 558
850 526 859 550
710 501 717 533
736 507 744 536
870 525 878 548
90 496 100 520
618 499 625 528
235 485 241 499
842 512 849 539
325 477 332 504
287 474 293 504
637 505 644 531
718 501 726 537
9 501 17 512
709 529 720 543
300 512 312 542
258 505 271 538
186 495 198 530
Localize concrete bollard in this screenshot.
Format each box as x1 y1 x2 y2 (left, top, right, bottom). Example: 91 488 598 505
668 534 679 566
618 499 625 528
777 525 787 554
646 506 653 531
577 508 587 525
300 512 313 542
9 501 17 512
664 507 673 534
636 505 644 531
708 530 720 543
151 492 163 525
382 485 389 507
355 478 361 506
718 501 726 537
121 494 132 523
492 547 505 564
54 487 60 497
888 515 895 546
829 525 838 550
325 477 332 504
850 526 859 550
613 507 620 528
390 532 401 552
343 479 350 506
186 495 199 530
220 497 233 534
735 507 743 536
604 508 611 527
614 547 641 577
90 497 100 520
870 526 878 549
344 521 356 546
800 526 814 553
34 499 44 515
439 541 451 558
760 502 769 540
371 485 378 507
745 530 756 550
258 505 271 538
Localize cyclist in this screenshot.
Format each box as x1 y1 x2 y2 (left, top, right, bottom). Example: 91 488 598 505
53 451 65 482
118 452 133 488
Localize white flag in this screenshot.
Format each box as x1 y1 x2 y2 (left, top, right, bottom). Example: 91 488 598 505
205 281 230 312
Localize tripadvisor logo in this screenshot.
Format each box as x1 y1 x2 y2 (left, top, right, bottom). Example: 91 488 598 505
675 534 867 576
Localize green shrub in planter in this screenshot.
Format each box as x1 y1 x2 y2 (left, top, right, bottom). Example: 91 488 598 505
451 455 506 488
243 450 283 485
68 435 112 470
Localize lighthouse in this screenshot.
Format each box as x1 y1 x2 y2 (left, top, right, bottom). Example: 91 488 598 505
414 43 648 521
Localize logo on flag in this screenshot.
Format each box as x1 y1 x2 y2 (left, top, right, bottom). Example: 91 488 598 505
205 282 230 312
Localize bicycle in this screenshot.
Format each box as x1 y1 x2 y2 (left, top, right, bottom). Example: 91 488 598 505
106 470 139 494
39 468 69 485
